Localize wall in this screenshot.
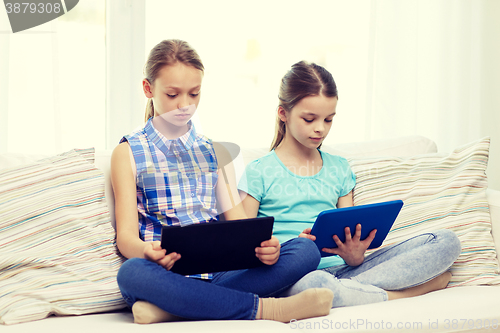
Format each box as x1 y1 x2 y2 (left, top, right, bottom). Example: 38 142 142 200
480 0 500 190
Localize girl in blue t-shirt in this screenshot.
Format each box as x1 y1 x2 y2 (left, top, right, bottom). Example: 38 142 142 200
111 41 334 323
239 60 462 308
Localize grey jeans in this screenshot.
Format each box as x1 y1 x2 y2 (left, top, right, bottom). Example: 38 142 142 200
281 229 462 308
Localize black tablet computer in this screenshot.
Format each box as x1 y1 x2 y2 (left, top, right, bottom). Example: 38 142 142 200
311 200 404 257
161 217 274 275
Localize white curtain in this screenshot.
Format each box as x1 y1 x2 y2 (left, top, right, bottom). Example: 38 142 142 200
367 0 483 150
2 0 498 189
365 0 500 188
138 0 499 189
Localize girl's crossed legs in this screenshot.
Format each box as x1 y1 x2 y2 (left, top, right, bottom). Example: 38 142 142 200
117 237 333 321
281 229 462 307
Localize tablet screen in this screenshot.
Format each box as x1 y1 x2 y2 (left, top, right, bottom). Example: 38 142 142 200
161 217 274 275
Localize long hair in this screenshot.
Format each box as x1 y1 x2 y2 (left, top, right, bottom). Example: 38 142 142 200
270 61 338 150
143 39 204 122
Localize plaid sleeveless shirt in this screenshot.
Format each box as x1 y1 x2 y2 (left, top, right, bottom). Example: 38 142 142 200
121 119 219 245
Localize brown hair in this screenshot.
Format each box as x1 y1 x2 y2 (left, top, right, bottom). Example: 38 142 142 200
143 39 204 122
270 61 338 150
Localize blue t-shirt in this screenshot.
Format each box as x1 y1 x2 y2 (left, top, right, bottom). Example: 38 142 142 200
238 150 356 269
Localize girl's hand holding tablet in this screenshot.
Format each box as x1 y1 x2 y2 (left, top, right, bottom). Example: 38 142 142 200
300 224 376 266
321 224 377 266
255 236 281 265
299 228 316 241
143 241 181 271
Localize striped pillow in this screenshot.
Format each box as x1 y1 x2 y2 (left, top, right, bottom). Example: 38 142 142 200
0 148 126 325
349 137 500 287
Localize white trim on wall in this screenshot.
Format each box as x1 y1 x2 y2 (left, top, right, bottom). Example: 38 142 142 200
0 34 9 152
105 0 146 149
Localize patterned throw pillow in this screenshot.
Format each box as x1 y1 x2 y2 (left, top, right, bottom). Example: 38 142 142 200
349 137 500 287
0 148 125 325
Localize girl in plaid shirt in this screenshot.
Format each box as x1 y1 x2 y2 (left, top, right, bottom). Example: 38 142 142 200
111 40 334 324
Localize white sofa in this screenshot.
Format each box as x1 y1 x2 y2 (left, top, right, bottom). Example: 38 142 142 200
1 135 500 333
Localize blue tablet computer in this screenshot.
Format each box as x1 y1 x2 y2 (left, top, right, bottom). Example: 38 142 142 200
311 200 404 257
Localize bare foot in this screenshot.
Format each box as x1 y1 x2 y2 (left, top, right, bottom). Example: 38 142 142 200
386 271 452 300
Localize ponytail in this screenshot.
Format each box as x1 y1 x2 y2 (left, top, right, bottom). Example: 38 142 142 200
144 98 154 122
270 113 286 151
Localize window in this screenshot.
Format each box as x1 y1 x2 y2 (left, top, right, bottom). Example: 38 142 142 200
0 0 105 154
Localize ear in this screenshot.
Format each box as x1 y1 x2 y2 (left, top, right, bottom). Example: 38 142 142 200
143 79 154 98
277 106 287 123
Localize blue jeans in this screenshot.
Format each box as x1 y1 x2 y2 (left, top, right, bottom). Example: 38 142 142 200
281 229 462 307
117 237 320 320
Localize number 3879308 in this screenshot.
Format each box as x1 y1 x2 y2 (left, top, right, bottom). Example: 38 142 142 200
5 2 62 14
444 319 499 330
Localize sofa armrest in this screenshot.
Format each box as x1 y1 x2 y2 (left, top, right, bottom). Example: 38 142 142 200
487 188 500 265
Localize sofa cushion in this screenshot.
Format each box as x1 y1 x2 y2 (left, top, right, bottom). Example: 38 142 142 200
348 137 500 287
0 148 126 325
